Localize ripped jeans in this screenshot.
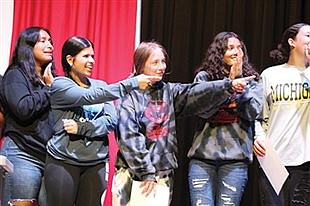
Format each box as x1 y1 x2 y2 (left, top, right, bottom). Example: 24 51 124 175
188 159 248 206
0 137 46 206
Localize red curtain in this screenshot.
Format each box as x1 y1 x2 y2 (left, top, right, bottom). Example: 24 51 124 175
11 0 137 82
11 0 137 205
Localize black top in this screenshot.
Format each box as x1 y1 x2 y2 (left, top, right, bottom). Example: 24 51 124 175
0 67 54 161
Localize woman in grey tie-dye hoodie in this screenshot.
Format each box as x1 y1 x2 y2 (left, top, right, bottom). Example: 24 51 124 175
187 32 263 206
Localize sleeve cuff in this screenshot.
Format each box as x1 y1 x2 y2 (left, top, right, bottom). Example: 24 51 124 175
141 174 156 182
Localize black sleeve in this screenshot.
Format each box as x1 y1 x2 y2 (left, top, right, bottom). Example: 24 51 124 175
2 69 50 122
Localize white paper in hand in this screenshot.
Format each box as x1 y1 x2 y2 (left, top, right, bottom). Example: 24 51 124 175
130 180 170 206
257 138 289 195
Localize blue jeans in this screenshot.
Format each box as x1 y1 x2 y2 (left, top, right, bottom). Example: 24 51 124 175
188 159 248 206
0 137 45 206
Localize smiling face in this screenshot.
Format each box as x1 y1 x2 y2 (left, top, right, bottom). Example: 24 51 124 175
67 46 95 81
33 29 53 67
290 25 310 56
142 47 166 78
223 37 244 66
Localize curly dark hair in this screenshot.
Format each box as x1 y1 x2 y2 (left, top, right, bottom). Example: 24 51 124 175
269 23 310 64
6 26 56 86
196 32 258 81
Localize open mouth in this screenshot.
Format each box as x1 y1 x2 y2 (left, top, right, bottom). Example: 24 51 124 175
86 65 93 70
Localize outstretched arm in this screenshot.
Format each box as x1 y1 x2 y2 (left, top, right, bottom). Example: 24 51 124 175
51 75 161 109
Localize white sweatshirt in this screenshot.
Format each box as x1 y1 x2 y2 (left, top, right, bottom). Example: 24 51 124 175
258 63 310 166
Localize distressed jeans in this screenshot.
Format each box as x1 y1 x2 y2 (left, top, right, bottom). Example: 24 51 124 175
0 137 46 206
188 159 248 206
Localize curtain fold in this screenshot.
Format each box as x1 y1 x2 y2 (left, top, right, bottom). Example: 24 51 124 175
141 1 310 206
10 1 137 205
11 0 137 83
0 0 13 75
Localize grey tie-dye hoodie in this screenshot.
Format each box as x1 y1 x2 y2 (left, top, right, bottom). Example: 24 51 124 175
187 71 263 163
115 79 236 181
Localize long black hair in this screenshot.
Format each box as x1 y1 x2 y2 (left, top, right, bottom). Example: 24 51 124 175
6 26 56 86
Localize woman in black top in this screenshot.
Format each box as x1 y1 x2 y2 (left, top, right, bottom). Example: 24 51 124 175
0 26 55 206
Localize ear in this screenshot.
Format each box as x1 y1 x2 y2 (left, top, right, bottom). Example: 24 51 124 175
288 38 295 48
66 55 74 67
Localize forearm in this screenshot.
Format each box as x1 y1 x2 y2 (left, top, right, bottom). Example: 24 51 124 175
51 77 139 109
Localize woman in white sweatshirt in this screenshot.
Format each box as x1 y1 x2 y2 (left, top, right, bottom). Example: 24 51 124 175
253 23 310 206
